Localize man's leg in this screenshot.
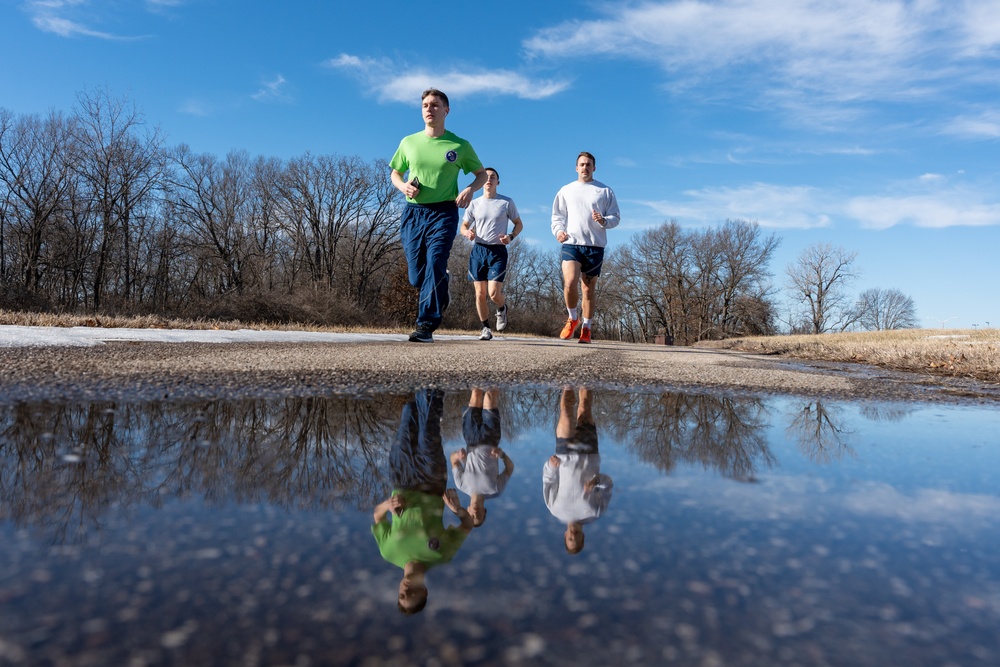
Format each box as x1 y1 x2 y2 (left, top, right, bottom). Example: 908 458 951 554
390 389 448 495
562 260 581 312
473 282 490 322
469 388 485 409
559 260 582 339
580 273 598 320
419 206 459 330
556 388 577 443
401 206 426 292
488 281 505 310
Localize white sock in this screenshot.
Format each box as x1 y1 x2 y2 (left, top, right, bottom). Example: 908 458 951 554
568 308 578 320
583 318 592 327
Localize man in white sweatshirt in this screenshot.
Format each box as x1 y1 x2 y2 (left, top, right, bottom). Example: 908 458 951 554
542 388 614 554
550 151 620 343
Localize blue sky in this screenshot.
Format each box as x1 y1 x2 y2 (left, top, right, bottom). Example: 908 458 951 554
2 0 999 329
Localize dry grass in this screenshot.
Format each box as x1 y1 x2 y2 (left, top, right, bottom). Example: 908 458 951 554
696 328 1000 382
0 310 398 334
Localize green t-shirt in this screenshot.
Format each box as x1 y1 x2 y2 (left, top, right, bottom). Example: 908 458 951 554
389 130 483 205
371 490 469 569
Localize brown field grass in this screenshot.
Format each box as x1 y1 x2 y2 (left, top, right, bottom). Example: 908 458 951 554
696 329 1000 383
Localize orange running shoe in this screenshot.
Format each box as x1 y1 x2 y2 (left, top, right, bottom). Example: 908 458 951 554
559 317 580 340
578 326 592 344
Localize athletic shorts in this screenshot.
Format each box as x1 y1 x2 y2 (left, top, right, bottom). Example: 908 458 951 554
462 407 502 447
560 244 605 277
556 422 599 454
468 243 508 283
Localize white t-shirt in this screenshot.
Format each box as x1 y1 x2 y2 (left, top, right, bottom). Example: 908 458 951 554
453 446 511 498
463 194 520 245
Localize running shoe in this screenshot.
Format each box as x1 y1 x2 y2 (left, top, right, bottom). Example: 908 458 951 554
578 326 592 344
408 326 434 343
496 306 508 331
559 317 580 340
479 327 493 341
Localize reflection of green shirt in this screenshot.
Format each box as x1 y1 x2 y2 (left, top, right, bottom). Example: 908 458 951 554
389 131 483 204
371 490 469 569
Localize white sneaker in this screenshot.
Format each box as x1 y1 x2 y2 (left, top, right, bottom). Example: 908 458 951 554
479 327 493 341
496 306 508 331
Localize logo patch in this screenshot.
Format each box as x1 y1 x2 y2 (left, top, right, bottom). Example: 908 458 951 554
445 150 457 163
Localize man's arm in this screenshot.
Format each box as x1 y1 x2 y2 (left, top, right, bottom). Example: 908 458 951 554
551 192 569 242
499 448 515 476
442 488 474 532
391 169 420 199
456 168 488 208
460 216 476 241
503 217 524 245
373 497 392 524
598 189 621 229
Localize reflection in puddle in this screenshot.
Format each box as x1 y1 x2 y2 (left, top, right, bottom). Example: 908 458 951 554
0 388 998 666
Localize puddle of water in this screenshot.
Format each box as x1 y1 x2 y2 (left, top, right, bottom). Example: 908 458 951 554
0 388 998 666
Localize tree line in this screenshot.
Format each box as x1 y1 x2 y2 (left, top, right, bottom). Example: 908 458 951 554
0 90 916 344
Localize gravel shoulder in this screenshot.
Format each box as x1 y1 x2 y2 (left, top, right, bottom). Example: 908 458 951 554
2 337 998 405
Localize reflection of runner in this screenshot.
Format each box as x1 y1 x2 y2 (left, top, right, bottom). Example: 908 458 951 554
450 388 514 527
372 389 473 614
542 387 613 554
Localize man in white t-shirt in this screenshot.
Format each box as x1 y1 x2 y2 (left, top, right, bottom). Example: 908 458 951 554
551 151 620 344
461 168 524 341
450 388 515 527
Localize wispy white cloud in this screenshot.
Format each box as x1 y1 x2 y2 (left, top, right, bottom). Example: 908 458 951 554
643 475 1000 528
943 110 1000 139
326 53 570 104
24 0 151 39
251 75 292 103
638 174 1000 230
178 99 212 117
524 0 1000 119
639 182 835 229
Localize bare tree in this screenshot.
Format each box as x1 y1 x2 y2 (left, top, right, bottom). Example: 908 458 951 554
785 242 860 334
72 88 165 311
0 109 76 297
854 287 918 330
712 220 781 337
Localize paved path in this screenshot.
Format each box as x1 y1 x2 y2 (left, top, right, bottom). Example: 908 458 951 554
2 335 996 404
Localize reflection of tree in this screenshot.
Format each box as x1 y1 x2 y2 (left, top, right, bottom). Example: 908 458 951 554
858 404 913 423
785 402 855 464
604 392 775 480
0 395 415 543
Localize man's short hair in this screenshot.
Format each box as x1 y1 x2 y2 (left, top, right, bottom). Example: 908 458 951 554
577 151 596 168
398 588 428 615
473 505 488 528
484 167 500 183
565 531 585 555
422 88 450 107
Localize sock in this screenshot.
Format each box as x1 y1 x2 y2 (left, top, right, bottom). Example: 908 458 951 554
583 318 592 327
568 308 578 320
498 304 506 312
481 320 490 328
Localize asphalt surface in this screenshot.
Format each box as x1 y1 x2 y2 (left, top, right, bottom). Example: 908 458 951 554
2 337 998 404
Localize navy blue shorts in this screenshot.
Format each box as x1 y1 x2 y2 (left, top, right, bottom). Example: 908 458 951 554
560 244 605 277
468 243 508 283
462 407 502 447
